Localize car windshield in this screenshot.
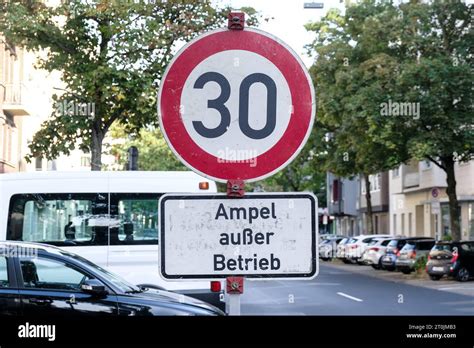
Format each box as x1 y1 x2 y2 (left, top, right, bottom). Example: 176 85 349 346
60 251 141 293
387 240 399 248
401 243 416 251
432 244 453 252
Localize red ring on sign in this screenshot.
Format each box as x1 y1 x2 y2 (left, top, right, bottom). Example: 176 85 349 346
160 29 314 182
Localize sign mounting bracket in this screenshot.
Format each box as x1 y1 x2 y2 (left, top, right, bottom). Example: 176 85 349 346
228 12 245 30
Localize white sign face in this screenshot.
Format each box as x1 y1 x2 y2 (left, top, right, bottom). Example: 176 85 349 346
159 193 318 280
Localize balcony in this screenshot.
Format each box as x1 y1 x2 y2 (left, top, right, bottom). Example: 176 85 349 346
403 172 420 189
1 83 31 116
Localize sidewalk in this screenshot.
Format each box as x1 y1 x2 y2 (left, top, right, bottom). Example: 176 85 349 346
324 259 474 298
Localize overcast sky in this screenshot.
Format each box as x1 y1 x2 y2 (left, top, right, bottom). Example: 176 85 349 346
216 0 473 68
216 0 346 67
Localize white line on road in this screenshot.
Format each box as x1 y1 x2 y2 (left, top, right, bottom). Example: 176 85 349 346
438 287 474 291
337 292 363 302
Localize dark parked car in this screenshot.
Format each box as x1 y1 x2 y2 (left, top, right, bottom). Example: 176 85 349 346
0 242 224 316
381 237 432 271
395 239 436 274
426 241 474 281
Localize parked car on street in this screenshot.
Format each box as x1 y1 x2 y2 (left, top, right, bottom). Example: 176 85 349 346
336 237 351 263
361 237 393 269
426 241 474 281
381 237 430 271
344 234 390 264
319 237 344 261
395 239 436 274
0 241 224 316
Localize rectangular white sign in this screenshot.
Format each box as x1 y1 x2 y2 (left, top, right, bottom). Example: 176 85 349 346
159 193 318 280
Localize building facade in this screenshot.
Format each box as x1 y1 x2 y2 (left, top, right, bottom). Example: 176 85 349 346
358 172 390 234
389 160 474 240
326 173 360 236
0 36 31 173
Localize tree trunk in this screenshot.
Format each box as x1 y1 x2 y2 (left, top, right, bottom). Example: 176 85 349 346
442 156 461 241
91 127 104 171
363 173 374 234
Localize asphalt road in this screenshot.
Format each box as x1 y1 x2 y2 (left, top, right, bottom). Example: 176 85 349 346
240 263 474 315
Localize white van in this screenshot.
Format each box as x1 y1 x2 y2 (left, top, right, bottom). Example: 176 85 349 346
0 171 224 309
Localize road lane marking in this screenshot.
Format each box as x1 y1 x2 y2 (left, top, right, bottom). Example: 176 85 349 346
438 287 474 291
337 292 363 302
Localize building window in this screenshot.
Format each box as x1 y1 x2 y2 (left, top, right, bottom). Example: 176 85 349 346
408 212 412 236
332 179 339 202
468 203 474 240
35 157 42 171
441 204 461 237
421 160 432 171
80 156 91 167
47 160 57 171
401 213 405 235
392 166 400 178
1 114 16 164
393 214 397 234
374 215 379 234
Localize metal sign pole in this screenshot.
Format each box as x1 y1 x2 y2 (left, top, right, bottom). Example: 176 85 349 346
226 276 244 315
223 14 247 316
225 178 246 315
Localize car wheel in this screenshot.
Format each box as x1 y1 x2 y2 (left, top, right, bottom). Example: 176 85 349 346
456 267 470 282
321 257 329 261
342 259 351 264
371 264 380 270
401 269 411 275
429 275 442 281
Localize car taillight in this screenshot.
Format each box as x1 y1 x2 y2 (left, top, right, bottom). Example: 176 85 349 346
427 254 431 261
351 245 358 249
410 250 417 259
451 250 458 263
396 250 400 257
199 182 209 190
210 281 221 292
371 247 379 252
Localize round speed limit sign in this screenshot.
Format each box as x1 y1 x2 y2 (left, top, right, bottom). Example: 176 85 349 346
158 28 315 182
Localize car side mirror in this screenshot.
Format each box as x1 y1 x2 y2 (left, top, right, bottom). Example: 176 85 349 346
81 279 107 296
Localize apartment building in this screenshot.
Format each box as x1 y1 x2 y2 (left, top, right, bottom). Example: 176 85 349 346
0 36 31 173
389 160 474 240
358 172 390 234
327 173 360 236
0 33 116 172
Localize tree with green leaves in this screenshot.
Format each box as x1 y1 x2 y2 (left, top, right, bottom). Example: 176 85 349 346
0 0 259 170
306 0 473 240
392 0 473 241
306 3 411 233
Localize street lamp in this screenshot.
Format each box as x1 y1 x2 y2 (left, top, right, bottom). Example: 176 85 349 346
303 2 324 9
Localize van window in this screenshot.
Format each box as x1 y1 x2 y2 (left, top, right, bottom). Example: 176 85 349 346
0 257 8 288
110 194 158 245
8 193 108 246
7 193 160 246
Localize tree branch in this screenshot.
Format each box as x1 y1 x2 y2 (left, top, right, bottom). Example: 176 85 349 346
426 155 446 171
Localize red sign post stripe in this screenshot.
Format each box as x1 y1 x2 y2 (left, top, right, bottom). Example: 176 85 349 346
160 29 314 182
